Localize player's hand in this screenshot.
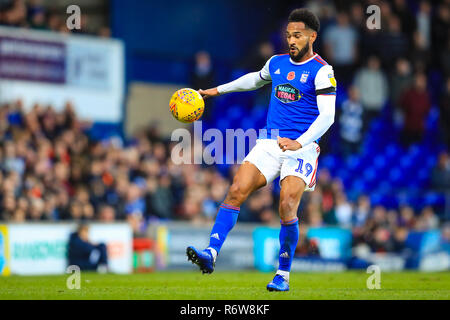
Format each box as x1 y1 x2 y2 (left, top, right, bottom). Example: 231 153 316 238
198 88 220 99
277 136 302 152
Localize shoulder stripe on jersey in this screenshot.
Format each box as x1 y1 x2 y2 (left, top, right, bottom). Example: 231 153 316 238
316 86 336 95
315 55 328 65
314 57 327 66
277 53 289 56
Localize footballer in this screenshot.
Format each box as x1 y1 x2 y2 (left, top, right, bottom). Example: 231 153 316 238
187 8 337 291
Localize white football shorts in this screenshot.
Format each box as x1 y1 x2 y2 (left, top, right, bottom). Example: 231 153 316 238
243 139 320 191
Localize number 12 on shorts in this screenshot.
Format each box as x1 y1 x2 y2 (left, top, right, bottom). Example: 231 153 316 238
295 158 313 177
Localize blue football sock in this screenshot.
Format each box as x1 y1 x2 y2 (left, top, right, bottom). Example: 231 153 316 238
278 218 299 272
208 203 240 254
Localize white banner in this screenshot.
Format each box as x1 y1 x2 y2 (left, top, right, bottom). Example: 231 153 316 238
0 26 124 123
8 223 132 275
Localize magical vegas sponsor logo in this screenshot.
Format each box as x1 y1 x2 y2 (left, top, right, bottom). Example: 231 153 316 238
274 83 301 103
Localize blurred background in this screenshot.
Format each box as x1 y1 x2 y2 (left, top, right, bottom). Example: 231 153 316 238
0 0 449 276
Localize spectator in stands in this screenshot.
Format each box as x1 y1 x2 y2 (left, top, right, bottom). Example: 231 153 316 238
67 224 108 273
1 0 26 27
386 209 400 231
2 140 25 176
441 223 450 253
243 41 275 73
190 51 215 120
416 206 439 231
372 206 390 229
353 195 371 228
379 15 408 66
391 226 409 254
439 77 450 149
98 205 116 222
259 208 279 226
368 226 393 253
71 14 91 35
125 182 146 219
416 1 431 51
191 51 214 93
431 2 450 70
146 173 174 220
334 192 352 228
98 26 111 38
390 58 413 126
240 186 273 223
410 31 430 72
323 11 358 85
338 85 363 156
399 206 417 229
392 0 416 36
1 193 16 221
348 2 365 31
244 41 276 106
440 39 450 80
398 72 431 146
29 197 45 220
46 11 62 32
431 151 450 192
29 6 46 30
353 55 388 136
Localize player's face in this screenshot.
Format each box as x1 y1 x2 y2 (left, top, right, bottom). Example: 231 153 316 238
286 22 315 62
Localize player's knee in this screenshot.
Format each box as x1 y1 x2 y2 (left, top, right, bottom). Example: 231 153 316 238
279 193 299 216
226 182 248 206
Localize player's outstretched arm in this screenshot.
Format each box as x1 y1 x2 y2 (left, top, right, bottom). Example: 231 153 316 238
198 88 220 99
198 56 274 99
199 72 271 100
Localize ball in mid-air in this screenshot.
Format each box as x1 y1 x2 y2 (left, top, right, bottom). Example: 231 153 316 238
169 88 204 123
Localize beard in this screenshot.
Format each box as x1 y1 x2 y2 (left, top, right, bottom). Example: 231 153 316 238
289 41 310 62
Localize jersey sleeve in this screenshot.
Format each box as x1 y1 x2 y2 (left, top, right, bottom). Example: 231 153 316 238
314 65 337 95
259 55 275 82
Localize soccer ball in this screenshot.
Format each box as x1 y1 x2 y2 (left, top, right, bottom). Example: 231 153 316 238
169 88 205 123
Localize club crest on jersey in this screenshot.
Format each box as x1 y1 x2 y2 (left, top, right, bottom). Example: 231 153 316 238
300 72 310 83
287 71 295 81
274 83 301 103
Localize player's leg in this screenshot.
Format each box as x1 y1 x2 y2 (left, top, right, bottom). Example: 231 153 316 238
267 176 305 291
187 161 267 273
267 142 320 291
207 161 267 255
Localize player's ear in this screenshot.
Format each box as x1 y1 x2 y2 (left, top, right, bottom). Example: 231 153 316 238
310 31 317 43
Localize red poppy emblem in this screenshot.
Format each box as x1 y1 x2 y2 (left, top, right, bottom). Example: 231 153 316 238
287 71 295 81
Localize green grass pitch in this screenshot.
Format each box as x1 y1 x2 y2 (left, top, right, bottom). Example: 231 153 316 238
0 271 449 300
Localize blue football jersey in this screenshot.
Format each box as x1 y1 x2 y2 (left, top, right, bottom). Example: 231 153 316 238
259 53 336 141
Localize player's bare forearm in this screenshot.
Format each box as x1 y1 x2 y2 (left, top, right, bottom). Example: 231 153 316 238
198 88 220 99
277 136 302 152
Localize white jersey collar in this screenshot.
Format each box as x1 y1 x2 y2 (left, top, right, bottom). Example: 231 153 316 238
289 53 318 65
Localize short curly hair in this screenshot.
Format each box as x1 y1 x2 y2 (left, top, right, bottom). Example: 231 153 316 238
288 8 320 33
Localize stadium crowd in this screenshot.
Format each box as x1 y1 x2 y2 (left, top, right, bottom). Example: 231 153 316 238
0 99 448 255
0 0 110 36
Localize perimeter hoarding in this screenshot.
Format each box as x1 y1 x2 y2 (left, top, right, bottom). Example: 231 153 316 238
157 222 255 271
0 225 10 276
4 223 132 275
